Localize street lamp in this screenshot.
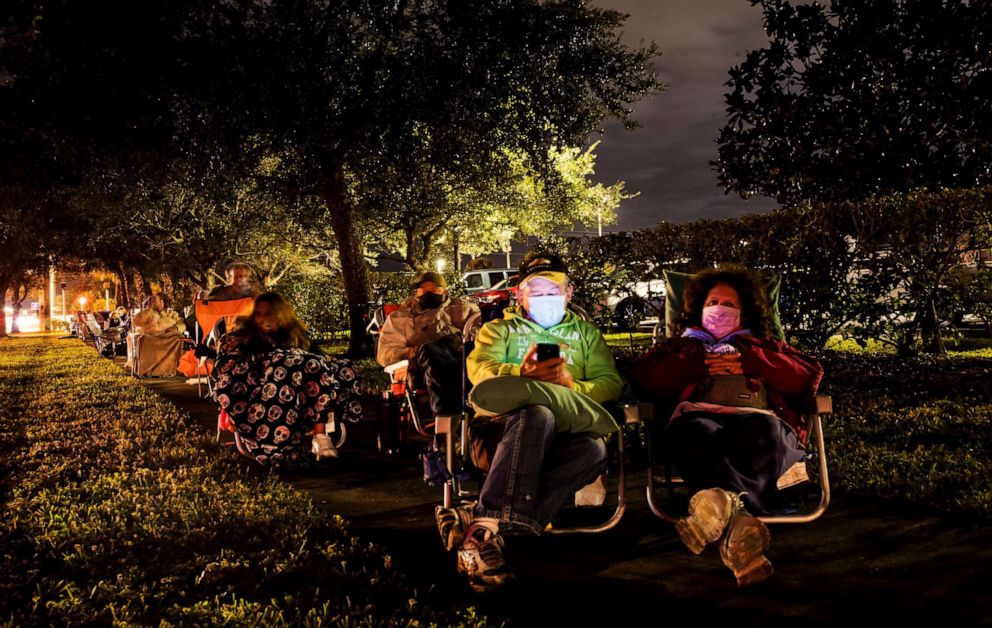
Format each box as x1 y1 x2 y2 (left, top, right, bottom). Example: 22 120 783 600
436 258 446 273
78 296 87 311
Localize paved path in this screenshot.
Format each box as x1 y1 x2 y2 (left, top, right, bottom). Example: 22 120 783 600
139 372 992 627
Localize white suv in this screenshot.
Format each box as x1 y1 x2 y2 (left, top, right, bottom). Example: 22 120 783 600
461 268 514 294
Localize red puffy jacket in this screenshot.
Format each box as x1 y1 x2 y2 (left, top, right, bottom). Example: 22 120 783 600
629 334 823 443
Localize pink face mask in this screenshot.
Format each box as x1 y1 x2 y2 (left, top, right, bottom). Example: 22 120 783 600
702 305 740 339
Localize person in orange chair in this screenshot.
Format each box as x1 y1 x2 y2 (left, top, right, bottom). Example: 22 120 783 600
629 266 823 586
213 292 363 467
376 271 478 415
202 261 261 301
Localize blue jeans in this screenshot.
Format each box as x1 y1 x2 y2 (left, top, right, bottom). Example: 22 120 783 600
474 405 607 535
663 411 805 514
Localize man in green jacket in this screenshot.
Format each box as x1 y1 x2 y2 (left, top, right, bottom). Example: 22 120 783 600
441 251 622 592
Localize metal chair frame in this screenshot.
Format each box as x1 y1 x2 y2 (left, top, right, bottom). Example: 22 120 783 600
428 304 644 535
643 396 832 525
435 402 642 535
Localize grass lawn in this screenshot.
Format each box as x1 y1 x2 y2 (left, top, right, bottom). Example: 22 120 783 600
0 335 486 626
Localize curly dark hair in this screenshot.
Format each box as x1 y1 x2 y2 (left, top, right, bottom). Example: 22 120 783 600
234 292 310 352
677 266 775 338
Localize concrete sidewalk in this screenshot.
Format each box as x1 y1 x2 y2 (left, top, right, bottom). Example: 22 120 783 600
140 373 992 627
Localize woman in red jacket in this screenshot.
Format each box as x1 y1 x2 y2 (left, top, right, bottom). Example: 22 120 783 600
630 266 822 586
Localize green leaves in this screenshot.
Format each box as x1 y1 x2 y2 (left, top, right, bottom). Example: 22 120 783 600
717 0 992 206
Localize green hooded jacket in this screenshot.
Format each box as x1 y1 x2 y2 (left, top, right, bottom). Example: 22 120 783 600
467 306 622 405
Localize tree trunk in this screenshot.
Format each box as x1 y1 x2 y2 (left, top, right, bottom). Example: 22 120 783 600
0 278 9 338
10 280 27 334
137 271 152 304
323 174 372 357
453 231 461 273
116 262 131 309
919 296 946 355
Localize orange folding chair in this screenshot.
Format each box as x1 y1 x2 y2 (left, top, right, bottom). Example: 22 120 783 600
193 297 254 398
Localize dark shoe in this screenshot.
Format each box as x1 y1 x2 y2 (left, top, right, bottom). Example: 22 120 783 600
456 524 515 592
675 488 744 554
720 511 774 586
435 504 474 552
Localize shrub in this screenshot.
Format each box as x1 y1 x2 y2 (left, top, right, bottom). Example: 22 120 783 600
819 350 992 519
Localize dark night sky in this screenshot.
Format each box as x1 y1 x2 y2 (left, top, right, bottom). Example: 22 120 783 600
589 0 778 230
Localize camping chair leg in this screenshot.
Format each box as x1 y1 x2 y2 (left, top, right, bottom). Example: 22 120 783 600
436 413 461 509
404 385 419 439
759 413 831 524
457 416 474 499
548 426 626 535
644 412 679 523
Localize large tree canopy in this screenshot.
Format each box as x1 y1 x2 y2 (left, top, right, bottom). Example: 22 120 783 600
715 0 992 205
1 0 662 353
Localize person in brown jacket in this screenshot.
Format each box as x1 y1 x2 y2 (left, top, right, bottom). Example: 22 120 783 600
376 271 479 414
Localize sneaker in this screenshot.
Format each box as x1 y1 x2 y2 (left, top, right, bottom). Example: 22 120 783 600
312 434 339 460
675 488 745 554
456 524 515 592
435 504 474 552
720 512 774 587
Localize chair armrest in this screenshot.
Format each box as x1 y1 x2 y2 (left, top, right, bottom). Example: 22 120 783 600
815 395 832 415
383 359 409 375
434 413 462 435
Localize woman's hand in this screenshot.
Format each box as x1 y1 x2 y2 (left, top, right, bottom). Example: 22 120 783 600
704 352 743 376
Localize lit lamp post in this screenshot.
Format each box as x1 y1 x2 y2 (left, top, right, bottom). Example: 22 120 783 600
78 296 87 312
436 258 446 274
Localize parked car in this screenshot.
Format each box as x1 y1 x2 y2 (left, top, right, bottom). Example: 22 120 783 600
461 268 515 294
469 275 520 305
602 278 666 330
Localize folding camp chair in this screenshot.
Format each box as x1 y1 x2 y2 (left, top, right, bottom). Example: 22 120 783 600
642 269 832 525
82 312 126 358
377 359 433 453
192 297 254 397
432 306 644 535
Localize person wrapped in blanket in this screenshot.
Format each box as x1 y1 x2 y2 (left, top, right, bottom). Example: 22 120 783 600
212 292 363 469
629 266 823 587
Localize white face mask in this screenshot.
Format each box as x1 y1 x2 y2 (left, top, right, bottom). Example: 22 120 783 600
527 295 567 329
702 304 741 339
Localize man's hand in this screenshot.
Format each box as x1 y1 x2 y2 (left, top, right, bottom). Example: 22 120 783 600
520 344 574 388
704 352 743 376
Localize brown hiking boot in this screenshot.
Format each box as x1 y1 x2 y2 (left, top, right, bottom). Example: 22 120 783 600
720 511 774 587
675 488 744 554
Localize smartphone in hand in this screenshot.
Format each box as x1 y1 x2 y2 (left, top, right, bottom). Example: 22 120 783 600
535 342 560 362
